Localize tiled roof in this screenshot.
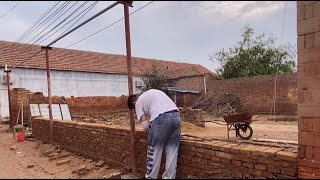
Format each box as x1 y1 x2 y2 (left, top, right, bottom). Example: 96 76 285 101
0 41 215 78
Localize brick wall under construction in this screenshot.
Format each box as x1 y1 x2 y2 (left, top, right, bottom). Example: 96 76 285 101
207 73 297 114
32 117 298 179
10 88 205 128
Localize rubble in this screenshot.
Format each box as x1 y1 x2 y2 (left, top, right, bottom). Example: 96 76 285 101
56 159 71 166
95 160 105 167
10 145 18 151
191 93 243 117
27 164 35 168
102 172 122 179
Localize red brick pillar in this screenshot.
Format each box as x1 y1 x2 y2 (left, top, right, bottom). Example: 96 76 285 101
297 1 320 178
10 88 30 126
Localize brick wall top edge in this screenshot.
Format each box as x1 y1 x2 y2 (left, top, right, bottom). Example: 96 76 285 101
33 117 139 131
212 73 297 82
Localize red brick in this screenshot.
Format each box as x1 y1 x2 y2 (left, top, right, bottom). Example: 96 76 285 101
258 157 271 164
298 105 320 118
262 147 283 158
267 165 281 173
239 145 254 155
299 166 314 174
235 155 257 163
305 33 315 48
242 162 253 169
315 133 320 147
305 4 314 19
298 77 320 91
298 145 306 159
254 164 267 171
299 118 304 131
215 151 234 159
314 119 320 132
300 47 320 64
314 168 320 176
299 1 318 6
299 18 320 36
306 146 314 160
298 6 305 22
315 32 320 47
298 35 305 50
298 131 314 146
231 160 242 167
281 168 297 177
315 147 320 161
314 2 320 18
299 159 320 168
304 63 320 77
299 172 320 179
298 91 305 104
304 118 314 131
276 151 298 162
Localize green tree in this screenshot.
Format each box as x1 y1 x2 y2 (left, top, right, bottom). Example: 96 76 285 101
140 62 173 92
210 25 297 79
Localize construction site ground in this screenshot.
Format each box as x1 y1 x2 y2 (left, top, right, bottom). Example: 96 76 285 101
0 124 143 179
94 113 298 143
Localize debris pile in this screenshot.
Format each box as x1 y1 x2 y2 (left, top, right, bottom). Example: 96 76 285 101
191 93 243 117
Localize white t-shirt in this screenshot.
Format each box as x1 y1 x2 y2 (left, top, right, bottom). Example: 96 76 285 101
135 89 178 122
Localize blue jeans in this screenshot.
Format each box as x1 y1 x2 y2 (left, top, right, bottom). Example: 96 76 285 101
145 111 181 179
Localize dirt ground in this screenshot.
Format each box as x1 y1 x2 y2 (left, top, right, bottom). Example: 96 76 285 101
183 114 298 143
91 113 298 143
0 124 142 179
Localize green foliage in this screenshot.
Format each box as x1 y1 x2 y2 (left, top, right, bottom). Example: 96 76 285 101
211 25 297 79
140 62 173 92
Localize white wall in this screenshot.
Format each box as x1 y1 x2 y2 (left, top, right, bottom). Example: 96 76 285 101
0 68 142 118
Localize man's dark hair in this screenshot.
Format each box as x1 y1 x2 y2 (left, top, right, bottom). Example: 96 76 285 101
127 94 138 110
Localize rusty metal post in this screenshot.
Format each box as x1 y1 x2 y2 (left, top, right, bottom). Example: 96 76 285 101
122 1 137 173
42 46 53 143
4 65 13 129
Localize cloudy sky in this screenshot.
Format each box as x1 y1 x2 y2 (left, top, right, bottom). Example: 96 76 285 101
0 1 297 73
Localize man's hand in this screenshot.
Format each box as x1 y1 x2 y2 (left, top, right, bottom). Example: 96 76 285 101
141 120 150 131
140 114 150 131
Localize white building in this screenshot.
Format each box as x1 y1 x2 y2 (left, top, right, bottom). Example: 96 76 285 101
0 40 214 118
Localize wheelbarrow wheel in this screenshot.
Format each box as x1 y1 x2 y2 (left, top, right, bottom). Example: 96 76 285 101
237 125 253 140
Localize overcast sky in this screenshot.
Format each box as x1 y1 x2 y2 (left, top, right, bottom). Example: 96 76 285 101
0 1 297 73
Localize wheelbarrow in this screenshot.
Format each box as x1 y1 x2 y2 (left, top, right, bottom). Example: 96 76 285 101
223 112 253 140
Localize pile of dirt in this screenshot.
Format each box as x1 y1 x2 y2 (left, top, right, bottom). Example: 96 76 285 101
191 93 243 117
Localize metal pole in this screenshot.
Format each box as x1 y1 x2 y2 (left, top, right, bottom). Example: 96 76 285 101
122 1 137 173
42 46 53 143
5 66 13 130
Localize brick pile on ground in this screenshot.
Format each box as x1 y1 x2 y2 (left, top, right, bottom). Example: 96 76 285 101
191 93 244 117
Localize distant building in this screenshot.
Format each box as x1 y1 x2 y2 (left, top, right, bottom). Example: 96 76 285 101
0 40 216 118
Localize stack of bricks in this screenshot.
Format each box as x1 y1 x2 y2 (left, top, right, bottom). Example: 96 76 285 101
176 93 199 107
180 108 205 127
297 1 320 179
9 88 30 126
32 117 298 179
27 92 128 116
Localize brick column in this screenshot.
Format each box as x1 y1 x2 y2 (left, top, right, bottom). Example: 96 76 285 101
10 88 30 126
297 1 320 179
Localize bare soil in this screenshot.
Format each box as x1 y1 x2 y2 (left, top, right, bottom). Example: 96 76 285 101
89 113 298 143
0 124 142 179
